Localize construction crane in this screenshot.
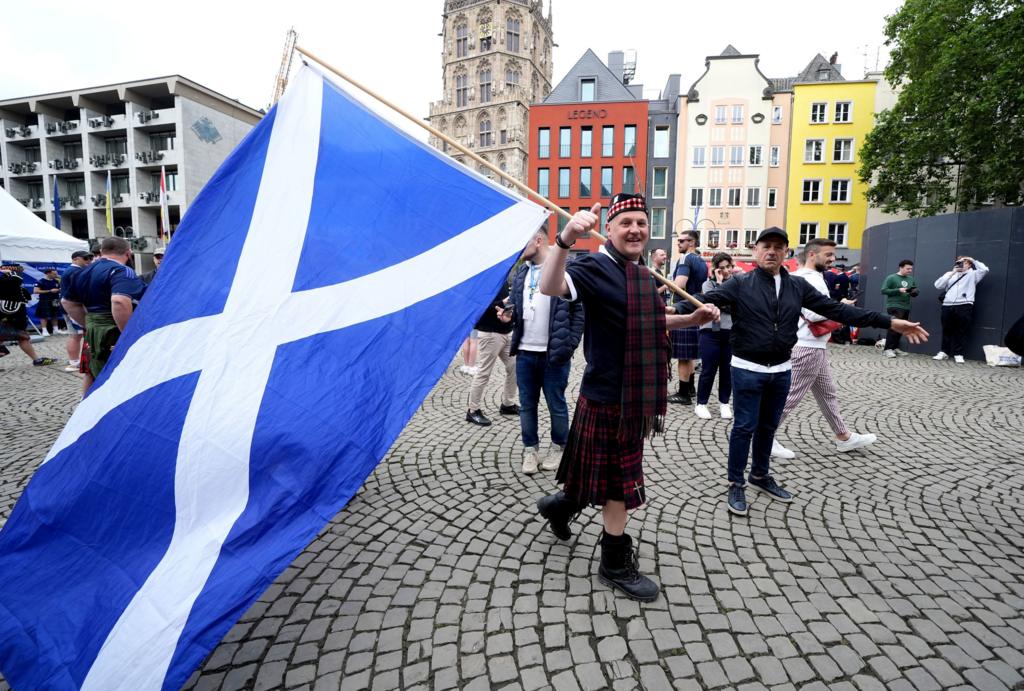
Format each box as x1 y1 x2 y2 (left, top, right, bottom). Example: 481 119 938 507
270 28 298 107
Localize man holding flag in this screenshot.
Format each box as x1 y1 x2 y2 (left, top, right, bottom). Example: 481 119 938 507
537 194 719 602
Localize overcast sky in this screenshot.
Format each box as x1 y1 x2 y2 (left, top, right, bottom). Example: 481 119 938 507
1 0 902 137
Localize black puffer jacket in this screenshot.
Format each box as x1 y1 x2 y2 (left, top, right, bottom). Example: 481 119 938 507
509 262 584 366
679 266 892 366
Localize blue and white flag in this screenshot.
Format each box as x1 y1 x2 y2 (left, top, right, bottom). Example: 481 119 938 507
0 66 547 690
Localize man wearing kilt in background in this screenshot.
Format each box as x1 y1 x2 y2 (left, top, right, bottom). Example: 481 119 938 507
535 194 719 602
668 230 707 406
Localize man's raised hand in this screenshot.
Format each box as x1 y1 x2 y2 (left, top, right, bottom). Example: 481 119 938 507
562 203 602 244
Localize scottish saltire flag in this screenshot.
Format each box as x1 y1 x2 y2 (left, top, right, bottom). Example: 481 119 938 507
0 65 547 690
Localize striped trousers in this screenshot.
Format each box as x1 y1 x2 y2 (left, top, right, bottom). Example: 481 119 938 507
779 346 849 437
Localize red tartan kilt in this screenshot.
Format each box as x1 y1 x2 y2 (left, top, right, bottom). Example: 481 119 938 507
556 395 647 510
79 340 90 375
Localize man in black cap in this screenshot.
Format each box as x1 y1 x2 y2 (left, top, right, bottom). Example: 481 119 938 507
141 247 164 285
0 263 57 366
61 251 93 372
678 228 927 516
536 194 720 602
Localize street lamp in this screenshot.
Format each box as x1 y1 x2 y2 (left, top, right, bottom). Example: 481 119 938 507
675 217 718 251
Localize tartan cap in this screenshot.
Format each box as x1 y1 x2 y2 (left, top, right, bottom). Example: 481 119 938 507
607 193 649 222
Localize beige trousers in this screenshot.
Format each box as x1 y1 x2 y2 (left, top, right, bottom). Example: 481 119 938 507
468 331 517 410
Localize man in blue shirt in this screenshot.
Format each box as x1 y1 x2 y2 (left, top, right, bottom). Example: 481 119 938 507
60 250 93 371
669 230 707 405
62 237 146 393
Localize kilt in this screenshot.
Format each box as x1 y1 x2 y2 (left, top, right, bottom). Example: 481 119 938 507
79 340 91 374
35 297 61 319
1 322 25 342
670 325 700 360
556 395 647 510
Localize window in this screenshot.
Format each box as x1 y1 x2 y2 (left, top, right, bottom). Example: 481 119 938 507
692 146 706 167
732 104 744 124
456 73 469 107
726 229 739 247
455 25 468 57
804 139 824 163
708 188 722 207
65 179 85 198
810 102 827 123
580 78 595 102
802 179 822 203
600 167 613 196
767 188 778 208
602 126 614 156
690 188 704 208
64 142 83 159
833 138 854 163
828 222 848 246
728 188 742 207
650 208 666 239
710 146 725 166
652 167 668 198
653 126 670 158
769 145 780 167
537 128 550 158
500 129 507 145
557 207 571 233
623 125 637 156
150 133 175 151
559 127 571 157
730 146 744 166
622 166 635 192
505 68 520 89
834 101 852 123
112 175 130 196
708 230 720 246
479 69 492 103
23 146 41 162
747 187 761 207
558 168 570 197
480 35 491 51
600 206 609 229
506 17 520 52
749 145 763 166
745 228 759 246
479 119 493 147
579 167 592 197
799 222 818 245
537 168 550 197
579 127 593 158
714 105 727 124
772 105 782 124
106 138 127 156
830 179 851 203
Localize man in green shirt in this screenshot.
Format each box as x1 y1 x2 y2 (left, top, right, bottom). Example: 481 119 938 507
880 260 919 357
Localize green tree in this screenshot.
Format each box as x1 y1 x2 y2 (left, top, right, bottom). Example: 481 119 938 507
859 0 1024 216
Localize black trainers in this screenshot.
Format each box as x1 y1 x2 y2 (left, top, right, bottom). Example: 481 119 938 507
32 357 57 366
727 483 748 516
536 491 578 540
499 403 520 415
466 409 492 426
667 391 692 405
748 474 793 502
598 532 660 602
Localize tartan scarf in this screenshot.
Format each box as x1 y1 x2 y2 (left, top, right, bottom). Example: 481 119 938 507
603 241 668 440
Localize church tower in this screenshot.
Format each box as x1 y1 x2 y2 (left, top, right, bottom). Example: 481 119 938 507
428 0 554 184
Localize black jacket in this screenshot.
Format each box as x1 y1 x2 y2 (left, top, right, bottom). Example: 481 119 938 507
474 284 514 334
508 262 584 366
679 266 892 366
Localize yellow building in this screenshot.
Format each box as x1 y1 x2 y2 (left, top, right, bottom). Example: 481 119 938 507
784 79 879 261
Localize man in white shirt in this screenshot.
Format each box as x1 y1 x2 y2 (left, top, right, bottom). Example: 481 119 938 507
771 238 877 460
933 256 989 363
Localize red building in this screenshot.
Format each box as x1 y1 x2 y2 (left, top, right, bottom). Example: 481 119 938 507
528 50 648 253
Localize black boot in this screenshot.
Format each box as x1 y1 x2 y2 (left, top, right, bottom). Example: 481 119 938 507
598 532 660 602
687 374 697 399
536 491 578 540
667 381 691 405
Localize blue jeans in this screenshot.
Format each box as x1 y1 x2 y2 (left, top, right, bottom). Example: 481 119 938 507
697 328 732 405
516 350 571 448
728 366 792 484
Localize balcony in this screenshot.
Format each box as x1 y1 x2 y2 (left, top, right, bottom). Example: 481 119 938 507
90 193 108 207
48 158 83 171
138 190 177 205
134 149 172 165
45 120 80 135
17 197 44 209
3 125 38 139
7 161 40 175
59 195 86 208
135 108 174 127
87 114 127 130
88 153 128 168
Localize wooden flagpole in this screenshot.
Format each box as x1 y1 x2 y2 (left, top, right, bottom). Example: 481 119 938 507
293 45 702 308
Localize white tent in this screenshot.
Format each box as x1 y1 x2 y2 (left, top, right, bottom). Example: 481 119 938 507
0 185 88 263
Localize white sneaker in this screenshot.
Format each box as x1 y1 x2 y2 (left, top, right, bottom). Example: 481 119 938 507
541 445 562 471
894 349 908 356
771 441 796 459
883 350 897 358
954 355 965 364
836 431 877 453
522 447 539 475
694 404 712 419
720 404 732 419
933 352 948 361
63 364 79 372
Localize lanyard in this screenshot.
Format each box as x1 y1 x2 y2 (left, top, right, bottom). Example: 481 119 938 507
527 264 541 302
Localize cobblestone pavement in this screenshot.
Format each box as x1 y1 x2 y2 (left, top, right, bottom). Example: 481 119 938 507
2 336 1023 691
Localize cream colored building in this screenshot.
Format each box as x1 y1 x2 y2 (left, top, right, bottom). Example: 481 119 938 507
672 46 794 263
428 0 554 183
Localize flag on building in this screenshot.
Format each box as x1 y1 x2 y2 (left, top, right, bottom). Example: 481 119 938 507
105 170 113 234
158 165 170 239
0 65 547 691
52 175 61 230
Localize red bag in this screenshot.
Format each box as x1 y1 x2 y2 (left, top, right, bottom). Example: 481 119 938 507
807 319 843 337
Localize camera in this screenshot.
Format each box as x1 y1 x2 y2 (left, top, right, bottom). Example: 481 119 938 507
908 287 920 297
954 260 965 268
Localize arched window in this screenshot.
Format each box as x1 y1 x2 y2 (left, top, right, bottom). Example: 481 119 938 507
497 108 508 144
479 67 492 104
454 69 469 107
479 117 493 147
506 14 521 52
477 10 493 51
454 116 467 140
454 22 468 58
505 61 521 89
